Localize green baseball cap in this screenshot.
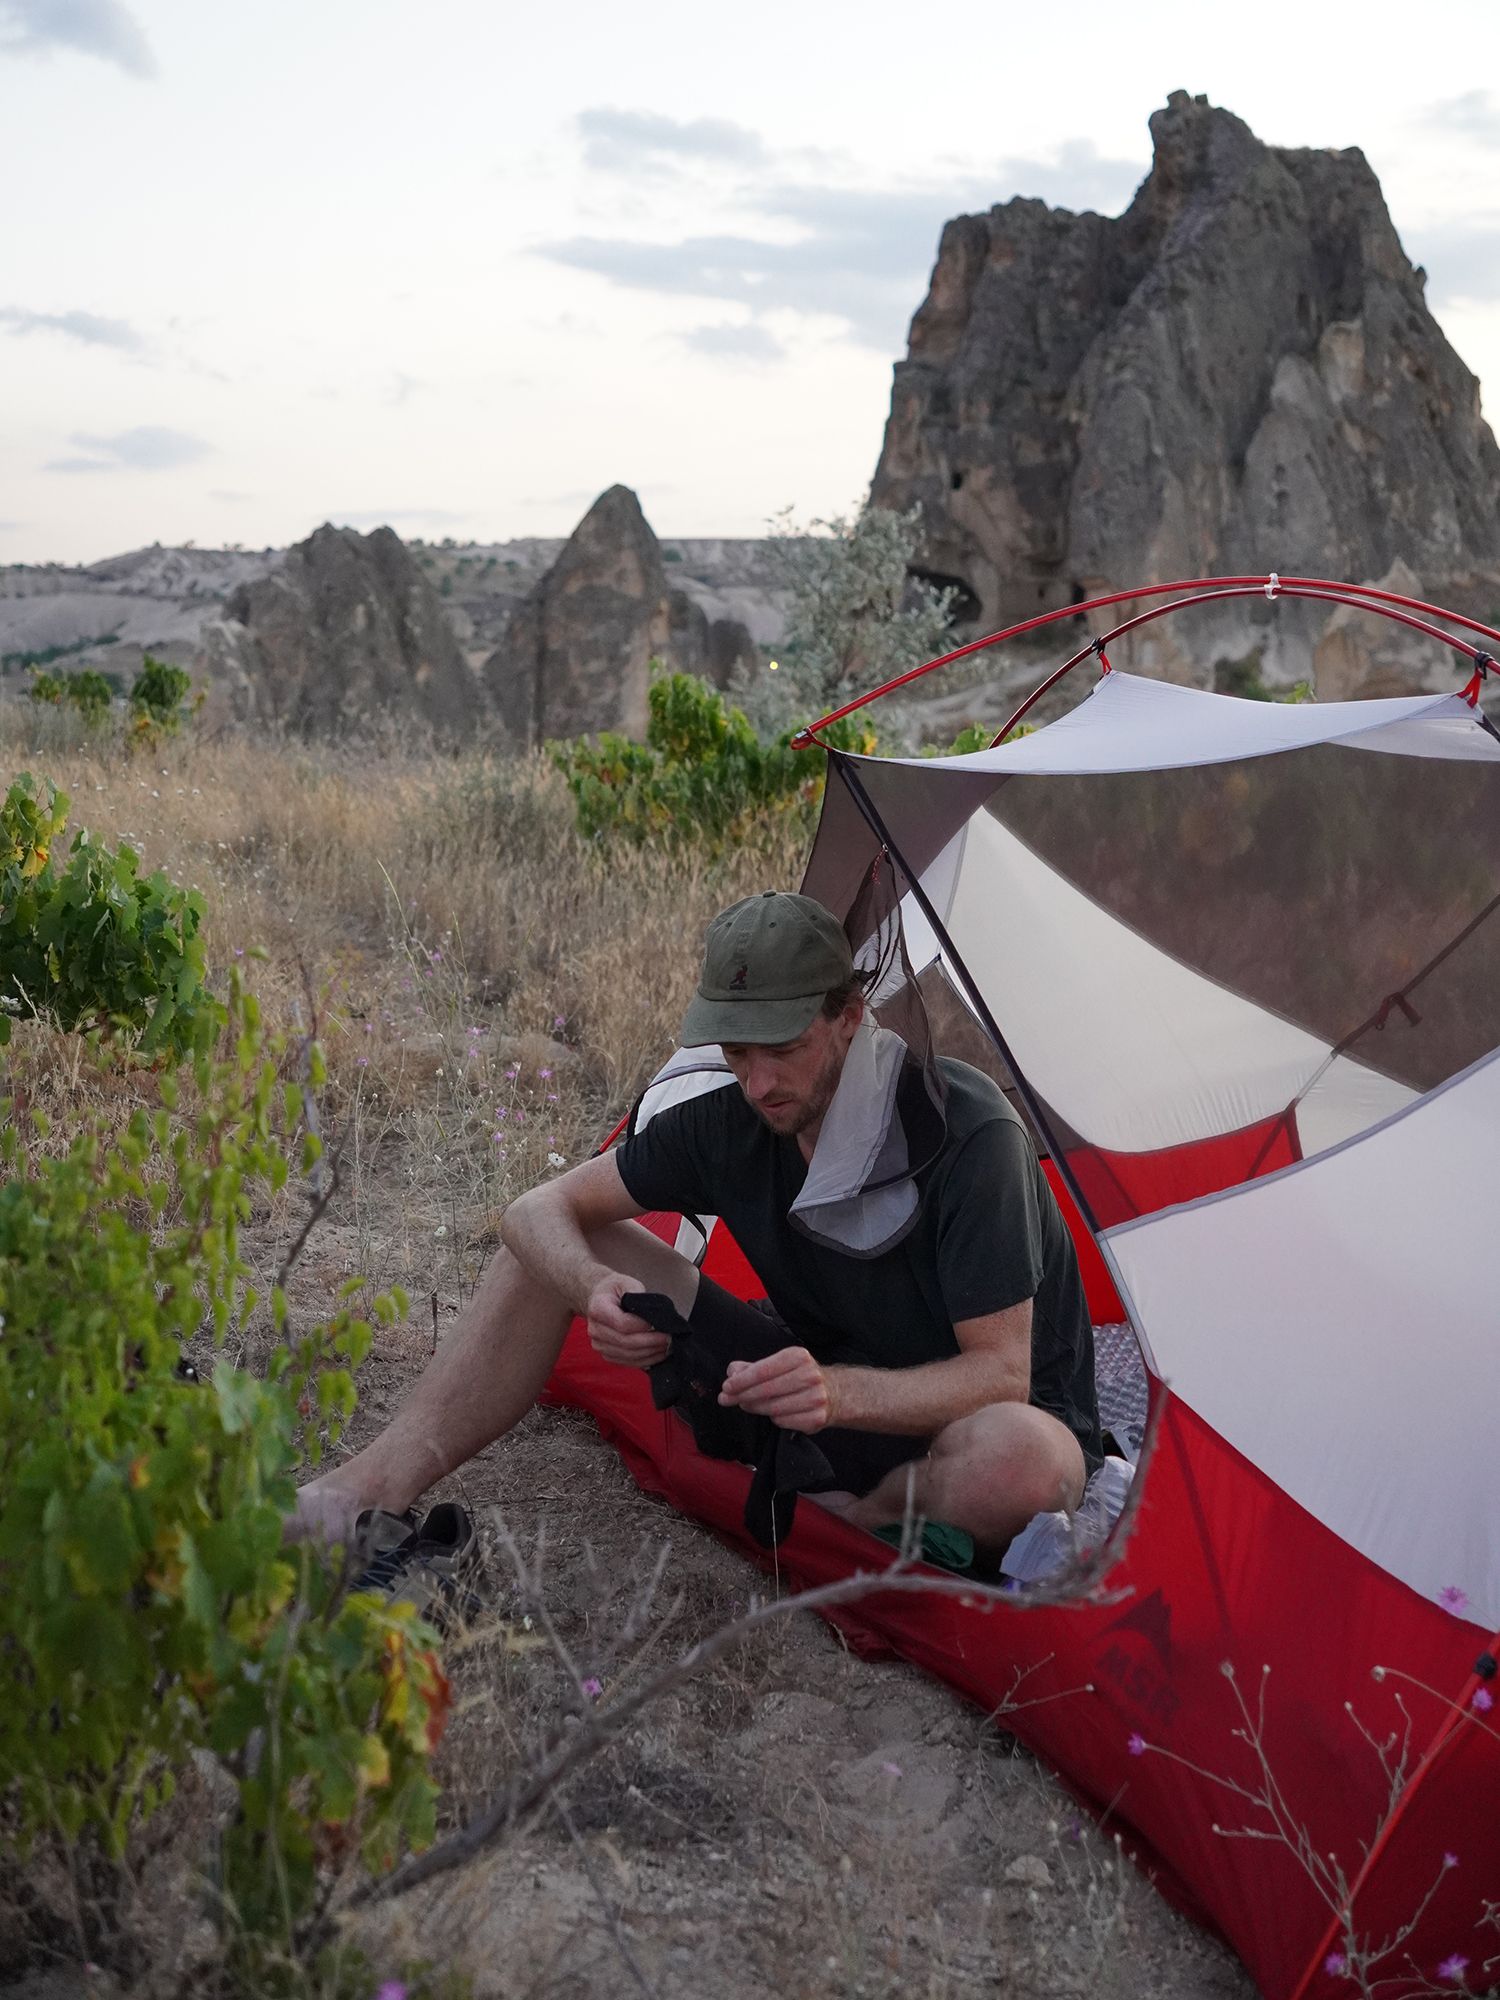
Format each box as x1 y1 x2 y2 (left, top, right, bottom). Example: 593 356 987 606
680 891 855 1047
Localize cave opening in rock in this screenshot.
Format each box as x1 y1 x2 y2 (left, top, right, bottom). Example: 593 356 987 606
909 569 982 628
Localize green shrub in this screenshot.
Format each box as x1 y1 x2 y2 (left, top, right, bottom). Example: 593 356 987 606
0 773 223 1058
0 978 443 1974
1214 652 1314 704
28 669 67 704
734 502 956 743
28 665 115 722
129 654 196 740
550 669 878 853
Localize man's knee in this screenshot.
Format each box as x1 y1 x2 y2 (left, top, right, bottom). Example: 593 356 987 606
933 1402 1086 1518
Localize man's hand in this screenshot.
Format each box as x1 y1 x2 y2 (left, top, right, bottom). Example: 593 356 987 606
719 1346 834 1433
585 1273 671 1368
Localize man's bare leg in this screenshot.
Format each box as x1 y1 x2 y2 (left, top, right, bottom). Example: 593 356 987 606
292 1222 701 1545
840 1403 1087 1556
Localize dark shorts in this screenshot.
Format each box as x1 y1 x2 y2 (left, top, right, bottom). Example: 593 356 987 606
682 1274 928 1499
684 1272 1105 1492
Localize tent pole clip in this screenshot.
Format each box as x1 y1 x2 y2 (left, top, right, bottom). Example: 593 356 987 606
1462 650 1495 707
1477 1652 1498 1681
1373 991 1421 1031
1090 636 1113 675
1265 572 1281 599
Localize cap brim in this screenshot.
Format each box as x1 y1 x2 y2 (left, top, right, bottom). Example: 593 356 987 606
679 988 825 1048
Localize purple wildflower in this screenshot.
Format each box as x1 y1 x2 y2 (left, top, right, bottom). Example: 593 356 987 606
374 1984 408 2000
582 1676 603 1699
554 1013 566 1028
1127 1732 1147 1756
880 1761 902 1778
356 1056 368 1067
1472 1686 1494 1713
1436 1955 1468 1984
1438 1585 1470 1615
1444 1851 1458 1868
539 1066 552 1078
1323 1952 1348 1977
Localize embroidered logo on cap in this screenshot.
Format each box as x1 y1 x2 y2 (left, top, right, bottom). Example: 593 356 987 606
729 963 748 990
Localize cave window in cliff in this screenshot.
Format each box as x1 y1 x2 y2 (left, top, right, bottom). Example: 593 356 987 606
910 570 981 629
950 471 964 491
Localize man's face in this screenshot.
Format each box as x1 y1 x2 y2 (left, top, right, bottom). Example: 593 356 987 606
720 1000 862 1141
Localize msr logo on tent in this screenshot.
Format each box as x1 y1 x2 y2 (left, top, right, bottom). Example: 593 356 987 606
1098 1589 1181 1731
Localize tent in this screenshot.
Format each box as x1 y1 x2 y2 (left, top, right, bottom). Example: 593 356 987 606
546 577 1500 1999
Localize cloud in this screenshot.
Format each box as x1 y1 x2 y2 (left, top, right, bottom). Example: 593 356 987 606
1410 217 1500 303
542 138 1144 350
0 0 155 77
0 304 146 352
680 321 785 364
1418 91 1500 147
45 425 212 472
578 106 764 176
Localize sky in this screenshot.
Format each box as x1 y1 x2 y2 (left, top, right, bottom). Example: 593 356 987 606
2 0 1499 566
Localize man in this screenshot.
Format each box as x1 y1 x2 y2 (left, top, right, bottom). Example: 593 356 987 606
296 892 1101 1559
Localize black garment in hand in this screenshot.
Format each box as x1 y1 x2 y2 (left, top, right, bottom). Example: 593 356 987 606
622 1290 836 1549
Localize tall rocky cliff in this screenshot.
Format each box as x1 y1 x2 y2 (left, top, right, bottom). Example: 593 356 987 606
872 91 1500 691
203 523 477 737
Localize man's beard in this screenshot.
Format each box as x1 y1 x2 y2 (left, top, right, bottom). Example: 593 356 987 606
747 1039 845 1138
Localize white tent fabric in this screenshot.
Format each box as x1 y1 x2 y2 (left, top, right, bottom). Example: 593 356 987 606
860 671 1500 777
1105 1049 1500 1626
900 813 1414 1158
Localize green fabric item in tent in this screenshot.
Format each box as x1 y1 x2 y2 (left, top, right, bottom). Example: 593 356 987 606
871 1518 975 1573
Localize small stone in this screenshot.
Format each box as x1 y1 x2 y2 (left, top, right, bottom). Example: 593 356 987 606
1004 1854 1054 1891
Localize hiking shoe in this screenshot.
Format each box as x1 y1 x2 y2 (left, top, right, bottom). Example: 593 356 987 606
350 1506 421 1588
351 1500 483 1631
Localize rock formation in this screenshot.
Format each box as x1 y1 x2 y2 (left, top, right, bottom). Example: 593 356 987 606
872 91 1500 694
202 524 476 736
483 485 757 745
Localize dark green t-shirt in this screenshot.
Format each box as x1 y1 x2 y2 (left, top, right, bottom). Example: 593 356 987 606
616 1057 1102 1461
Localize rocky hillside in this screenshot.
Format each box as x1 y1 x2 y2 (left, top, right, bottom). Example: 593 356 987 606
872 89 1500 696
0 518 786 736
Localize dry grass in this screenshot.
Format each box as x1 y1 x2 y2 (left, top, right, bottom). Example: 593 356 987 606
2 717 805 1318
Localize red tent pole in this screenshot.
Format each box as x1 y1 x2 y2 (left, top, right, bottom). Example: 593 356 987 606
790 574 1500 747
982 583 1490 746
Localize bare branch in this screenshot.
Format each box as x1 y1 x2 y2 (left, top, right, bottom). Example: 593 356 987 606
351 1557 1099 1910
